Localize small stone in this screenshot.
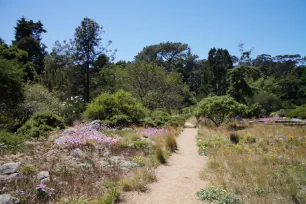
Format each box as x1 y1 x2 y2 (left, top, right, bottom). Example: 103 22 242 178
0 173 19 184
71 148 86 158
0 194 14 204
40 178 50 184
103 151 111 157
37 171 50 180
0 162 21 175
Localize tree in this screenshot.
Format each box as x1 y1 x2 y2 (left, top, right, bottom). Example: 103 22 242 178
135 42 189 72
74 17 113 102
0 37 5 45
0 58 24 110
14 17 47 74
194 96 244 127
227 65 258 103
208 48 233 95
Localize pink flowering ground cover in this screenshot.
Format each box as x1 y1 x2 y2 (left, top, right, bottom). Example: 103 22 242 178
55 123 120 147
136 127 170 137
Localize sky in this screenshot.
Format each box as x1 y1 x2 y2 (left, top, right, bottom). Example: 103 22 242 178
0 0 305 62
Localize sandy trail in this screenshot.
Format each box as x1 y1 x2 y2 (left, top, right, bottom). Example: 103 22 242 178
122 126 208 204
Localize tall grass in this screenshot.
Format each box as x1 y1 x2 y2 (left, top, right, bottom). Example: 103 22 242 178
198 124 306 204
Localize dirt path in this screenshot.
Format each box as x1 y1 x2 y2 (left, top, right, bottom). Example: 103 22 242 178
122 127 208 204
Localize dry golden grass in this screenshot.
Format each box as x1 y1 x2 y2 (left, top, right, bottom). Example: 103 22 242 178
198 123 306 204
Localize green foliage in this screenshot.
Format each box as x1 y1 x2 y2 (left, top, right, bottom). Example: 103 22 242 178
0 129 25 152
18 83 63 122
287 105 306 119
252 92 282 113
143 110 171 127
84 90 147 126
165 115 185 127
227 65 258 103
195 96 244 126
18 111 65 138
61 96 86 125
197 186 241 204
0 57 24 109
246 103 265 118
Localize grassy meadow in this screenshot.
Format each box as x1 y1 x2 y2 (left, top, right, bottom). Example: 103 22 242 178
197 122 306 203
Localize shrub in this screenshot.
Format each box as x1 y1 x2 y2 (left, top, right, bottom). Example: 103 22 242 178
156 146 166 164
0 129 25 152
143 110 171 127
84 90 147 126
287 105 306 119
61 96 86 125
165 115 185 127
246 103 266 118
197 186 241 204
0 114 16 131
18 111 65 138
17 83 63 123
229 133 240 144
195 96 244 127
166 135 177 152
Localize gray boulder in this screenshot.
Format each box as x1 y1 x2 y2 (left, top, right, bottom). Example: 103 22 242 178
0 194 14 204
90 120 102 130
0 162 21 175
0 173 19 184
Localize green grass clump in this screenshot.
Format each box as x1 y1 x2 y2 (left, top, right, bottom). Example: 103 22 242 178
166 135 177 152
0 129 24 152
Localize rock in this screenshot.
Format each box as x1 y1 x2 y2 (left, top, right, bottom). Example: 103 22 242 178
0 194 14 204
99 160 110 168
184 122 195 128
37 171 50 184
0 162 21 175
277 136 286 141
109 156 123 165
71 148 86 158
119 161 140 168
0 173 19 184
37 171 49 180
90 120 102 130
103 151 111 157
63 129 75 136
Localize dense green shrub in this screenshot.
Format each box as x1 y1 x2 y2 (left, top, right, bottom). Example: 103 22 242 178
17 83 63 123
165 115 185 127
143 111 185 127
0 114 16 131
246 103 266 118
287 105 306 119
84 90 147 126
195 96 244 127
18 111 65 138
0 129 25 152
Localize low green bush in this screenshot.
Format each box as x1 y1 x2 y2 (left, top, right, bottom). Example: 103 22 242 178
166 115 185 127
18 111 65 138
143 110 171 127
197 186 241 204
166 135 177 152
0 129 25 152
84 90 147 126
246 103 266 118
287 105 306 119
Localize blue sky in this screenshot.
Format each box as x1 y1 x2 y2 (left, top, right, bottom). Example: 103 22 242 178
0 0 305 61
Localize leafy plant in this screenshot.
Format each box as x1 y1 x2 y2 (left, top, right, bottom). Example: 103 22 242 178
0 129 25 152
197 186 241 204
84 90 147 126
18 111 65 138
195 96 244 126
